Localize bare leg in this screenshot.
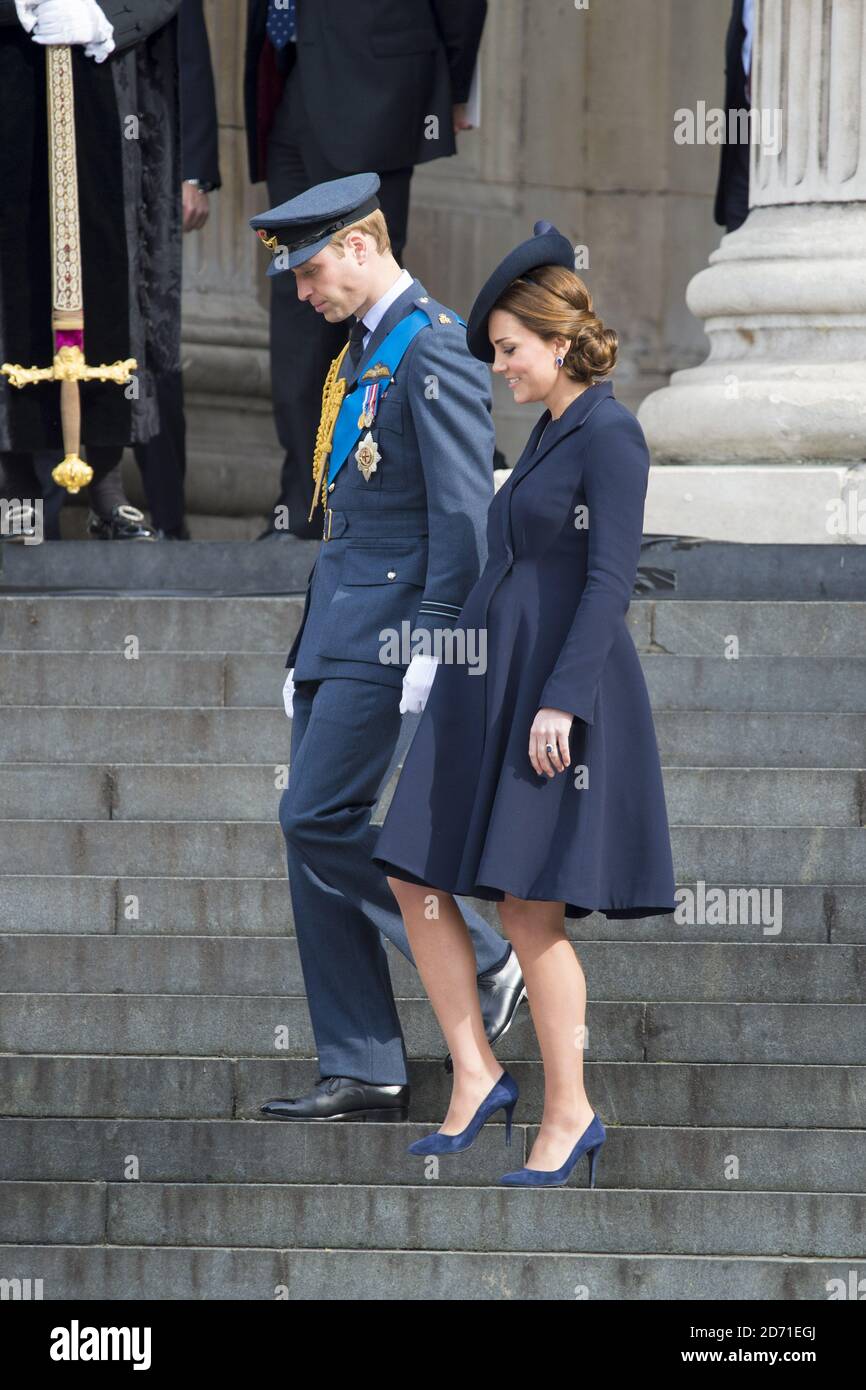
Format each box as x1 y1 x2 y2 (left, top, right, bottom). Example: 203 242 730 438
387 877 505 1132
497 892 596 1169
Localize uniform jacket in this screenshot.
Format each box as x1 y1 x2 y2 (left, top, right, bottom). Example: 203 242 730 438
288 277 495 689
244 0 487 182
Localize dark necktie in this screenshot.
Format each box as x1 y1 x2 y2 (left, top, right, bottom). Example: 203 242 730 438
347 318 367 372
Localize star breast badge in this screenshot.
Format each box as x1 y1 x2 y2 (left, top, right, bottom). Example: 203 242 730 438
355 431 381 481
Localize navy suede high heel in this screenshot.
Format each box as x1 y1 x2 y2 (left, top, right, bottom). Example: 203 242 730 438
407 1069 519 1155
499 1112 606 1187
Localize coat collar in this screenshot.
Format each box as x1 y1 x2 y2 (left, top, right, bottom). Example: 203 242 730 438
504 380 615 552
512 380 615 480
341 276 427 389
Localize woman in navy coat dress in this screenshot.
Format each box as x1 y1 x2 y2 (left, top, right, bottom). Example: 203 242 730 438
372 223 676 1186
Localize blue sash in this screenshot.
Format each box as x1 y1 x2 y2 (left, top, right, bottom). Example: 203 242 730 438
328 309 430 487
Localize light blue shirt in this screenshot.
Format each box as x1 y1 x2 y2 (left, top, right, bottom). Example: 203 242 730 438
360 268 414 351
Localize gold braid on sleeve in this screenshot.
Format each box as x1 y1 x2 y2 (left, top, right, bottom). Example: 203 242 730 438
308 342 351 522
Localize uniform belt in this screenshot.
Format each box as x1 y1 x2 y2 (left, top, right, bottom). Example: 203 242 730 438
322 507 429 541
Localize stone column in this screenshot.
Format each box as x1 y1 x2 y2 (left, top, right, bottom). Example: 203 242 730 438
638 0 866 543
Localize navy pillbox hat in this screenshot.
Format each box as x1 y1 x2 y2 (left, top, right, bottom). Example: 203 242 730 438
466 220 577 362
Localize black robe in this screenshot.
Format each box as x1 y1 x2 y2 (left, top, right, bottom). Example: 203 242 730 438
0 0 181 452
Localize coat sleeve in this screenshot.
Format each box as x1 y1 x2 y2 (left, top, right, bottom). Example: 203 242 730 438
538 410 649 724
100 0 181 51
178 0 221 187
428 0 487 104
405 321 495 643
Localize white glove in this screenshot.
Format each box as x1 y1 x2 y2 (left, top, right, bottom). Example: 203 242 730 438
399 653 439 714
22 0 116 62
282 668 295 719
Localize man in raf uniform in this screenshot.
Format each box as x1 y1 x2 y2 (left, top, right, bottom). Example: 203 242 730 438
249 174 525 1120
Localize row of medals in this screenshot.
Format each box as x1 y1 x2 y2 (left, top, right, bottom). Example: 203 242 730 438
355 375 387 482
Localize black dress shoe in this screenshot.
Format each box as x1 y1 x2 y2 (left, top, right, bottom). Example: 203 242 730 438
444 944 527 1073
87 504 156 540
260 1074 409 1121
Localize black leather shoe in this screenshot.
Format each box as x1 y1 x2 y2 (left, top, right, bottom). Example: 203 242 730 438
87 504 156 540
444 944 527 1073
260 1074 410 1121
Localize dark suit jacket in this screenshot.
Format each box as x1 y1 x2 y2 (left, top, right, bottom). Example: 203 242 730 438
179 0 220 186
714 0 748 228
244 0 487 183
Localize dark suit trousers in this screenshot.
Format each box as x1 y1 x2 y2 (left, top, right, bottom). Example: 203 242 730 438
265 64 413 537
279 677 509 1085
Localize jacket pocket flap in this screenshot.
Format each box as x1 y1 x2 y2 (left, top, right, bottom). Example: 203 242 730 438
341 547 427 587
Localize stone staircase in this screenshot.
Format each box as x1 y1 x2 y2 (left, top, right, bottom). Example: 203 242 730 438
0 569 865 1299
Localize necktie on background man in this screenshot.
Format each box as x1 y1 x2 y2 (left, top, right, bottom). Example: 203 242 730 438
267 0 298 49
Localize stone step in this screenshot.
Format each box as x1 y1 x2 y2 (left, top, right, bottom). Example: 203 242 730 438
2 1180 861 1259
3 819 866 880
3 705 863 766
3 539 863 602
5 650 866 713
1 994 863 1063
1 1117 863 1193
0 596 303 653
0 652 268 708
0 762 862 827
0 1243 853 1300
3 596 866 656
0 538 320 597
1 875 859 942
0 935 861 1004
2 1056 861 1126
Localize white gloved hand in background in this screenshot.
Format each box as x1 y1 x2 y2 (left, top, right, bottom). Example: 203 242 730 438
20 0 116 62
399 653 440 714
283 669 295 719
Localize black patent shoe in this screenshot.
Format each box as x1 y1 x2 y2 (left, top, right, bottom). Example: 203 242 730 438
260 1075 409 1121
444 944 527 1073
87 504 156 540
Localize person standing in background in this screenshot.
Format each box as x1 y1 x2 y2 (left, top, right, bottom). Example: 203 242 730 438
244 0 487 539
131 0 222 540
714 0 754 235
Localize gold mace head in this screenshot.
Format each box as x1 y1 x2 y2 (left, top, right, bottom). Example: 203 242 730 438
52 454 94 494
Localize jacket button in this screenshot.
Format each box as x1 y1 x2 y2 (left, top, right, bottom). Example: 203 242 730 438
387 570 396 579
328 482 335 492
